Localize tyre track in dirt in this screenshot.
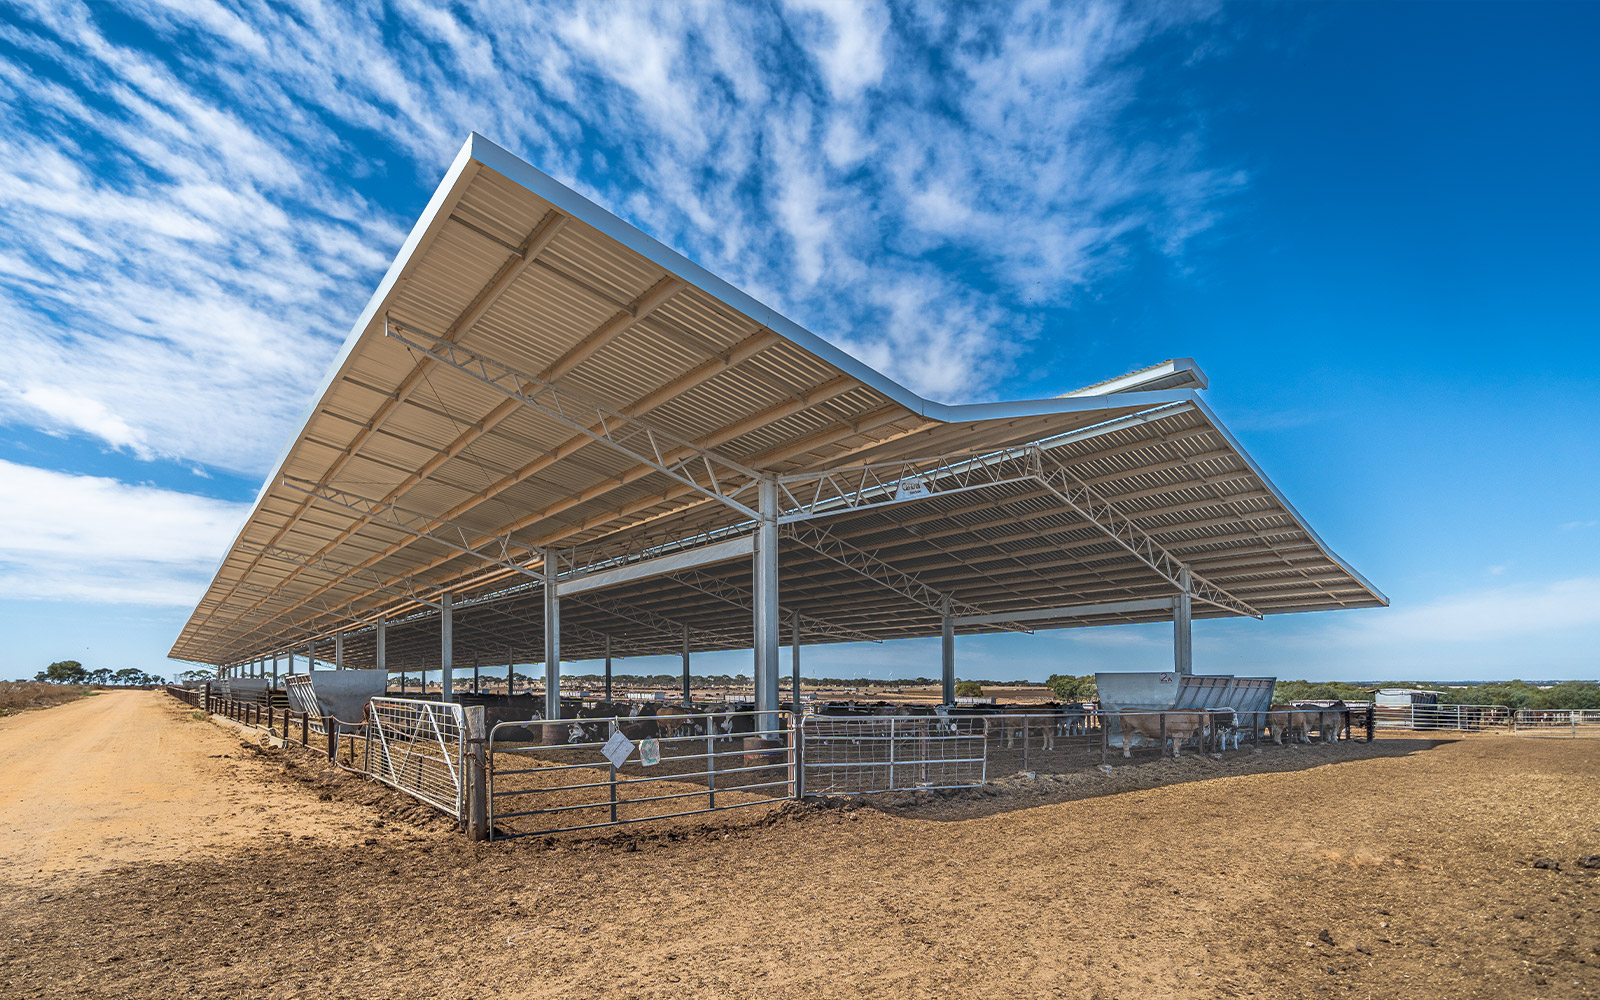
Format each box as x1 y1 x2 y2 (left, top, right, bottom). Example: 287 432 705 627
0 690 382 882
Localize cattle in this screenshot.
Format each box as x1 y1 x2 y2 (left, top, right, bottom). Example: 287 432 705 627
1001 705 1069 750
1268 703 1309 745
1116 710 1206 758
1306 700 1347 743
652 702 701 741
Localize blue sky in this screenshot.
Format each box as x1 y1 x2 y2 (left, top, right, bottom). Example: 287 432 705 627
0 1 1595 683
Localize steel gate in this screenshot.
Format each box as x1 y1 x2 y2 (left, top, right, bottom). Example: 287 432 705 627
365 697 468 818
800 714 988 795
487 710 794 838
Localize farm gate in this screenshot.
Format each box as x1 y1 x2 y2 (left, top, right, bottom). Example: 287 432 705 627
799 714 988 795
486 710 794 838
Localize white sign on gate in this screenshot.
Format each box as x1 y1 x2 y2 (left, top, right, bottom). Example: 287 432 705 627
600 731 635 768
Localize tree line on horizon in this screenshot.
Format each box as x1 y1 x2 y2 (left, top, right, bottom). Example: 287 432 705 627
32 660 165 688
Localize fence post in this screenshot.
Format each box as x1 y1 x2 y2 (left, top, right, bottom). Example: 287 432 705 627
793 715 805 800
705 725 716 810
326 719 337 761
1099 711 1108 764
1160 712 1168 758
1022 714 1031 772
1253 712 1262 754
465 705 488 842
888 717 897 790
1365 705 1375 743
301 710 309 747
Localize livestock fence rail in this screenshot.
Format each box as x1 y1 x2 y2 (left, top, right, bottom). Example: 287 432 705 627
1370 703 1600 737
1510 709 1600 738
487 710 794 839
799 714 988 795
164 685 487 836
800 707 1375 795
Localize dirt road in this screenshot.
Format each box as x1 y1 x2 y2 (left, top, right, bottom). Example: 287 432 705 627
2 692 1598 998
0 690 375 881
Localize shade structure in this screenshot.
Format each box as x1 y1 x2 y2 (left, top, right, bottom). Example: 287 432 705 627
171 133 1384 673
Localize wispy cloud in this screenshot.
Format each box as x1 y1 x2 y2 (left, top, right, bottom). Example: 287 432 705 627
0 459 248 605
1346 578 1600 646
0 1 1237 473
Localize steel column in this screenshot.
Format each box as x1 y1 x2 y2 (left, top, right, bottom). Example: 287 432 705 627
754 475 781 731
1174 566 1193 675
941 594 955 705
791 610 801 711
543 550 560 720
681 623 691 705
604 634 612 700
334 632 344 669
307 641 315 671
441 592 454 702
375 616 386 670
271 654 278 686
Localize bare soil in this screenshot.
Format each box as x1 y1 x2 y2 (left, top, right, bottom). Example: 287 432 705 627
2 691 1598 998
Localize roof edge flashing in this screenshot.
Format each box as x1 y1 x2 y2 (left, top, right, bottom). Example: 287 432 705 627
1062 358 1209 397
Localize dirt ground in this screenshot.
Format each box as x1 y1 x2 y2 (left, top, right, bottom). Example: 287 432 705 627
2 691 1598 999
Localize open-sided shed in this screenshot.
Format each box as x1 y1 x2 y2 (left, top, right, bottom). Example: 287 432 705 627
171 133 1385 716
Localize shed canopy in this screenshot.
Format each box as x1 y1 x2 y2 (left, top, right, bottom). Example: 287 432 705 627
171 134 1384 671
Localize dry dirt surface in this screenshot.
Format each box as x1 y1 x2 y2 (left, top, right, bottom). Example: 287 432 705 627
2 692 1599 999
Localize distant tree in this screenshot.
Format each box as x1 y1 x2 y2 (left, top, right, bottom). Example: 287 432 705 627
113 668 145 687
1045 674 1097 703
954 680 983 698
91 668 113 686
38 660 88 685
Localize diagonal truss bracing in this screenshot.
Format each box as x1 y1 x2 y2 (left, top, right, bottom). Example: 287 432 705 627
774 443 1261 620
281 477 547 583
385 318 764 520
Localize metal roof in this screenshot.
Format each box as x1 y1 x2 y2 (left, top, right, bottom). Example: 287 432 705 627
170 133 1384 670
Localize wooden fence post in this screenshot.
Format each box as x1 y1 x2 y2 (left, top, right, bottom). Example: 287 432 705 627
464 706 489 842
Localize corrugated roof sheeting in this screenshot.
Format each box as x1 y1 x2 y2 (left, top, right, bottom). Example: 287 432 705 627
173 137 1382 669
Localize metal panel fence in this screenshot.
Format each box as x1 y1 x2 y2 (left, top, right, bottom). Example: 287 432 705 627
1511 709 1600 738
487 710 793 838
365 697 469 818
283 675 325 735
800 714 987 795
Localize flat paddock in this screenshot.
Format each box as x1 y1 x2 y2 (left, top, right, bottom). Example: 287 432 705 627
4 692 1599 999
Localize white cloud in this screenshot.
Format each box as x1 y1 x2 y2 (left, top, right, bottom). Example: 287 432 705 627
0 1 1237 477
784 0 890 100
1348 578 1600 646
0 459 248 606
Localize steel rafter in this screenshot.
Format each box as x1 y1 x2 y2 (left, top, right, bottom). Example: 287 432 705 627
281 477 548 584
779 522 1031 634
1031 450 1262 619
659 567 882 646
386 318 764 520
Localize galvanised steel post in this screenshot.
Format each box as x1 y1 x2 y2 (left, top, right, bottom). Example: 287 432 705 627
440 592 454 702
681 623 691 705
375 616 387 671
604 634 612 701
334 632 344 669
754 475 780 733
941 594 955 705
543 550 560 721
791 610 801 711
1173 566 1193 675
